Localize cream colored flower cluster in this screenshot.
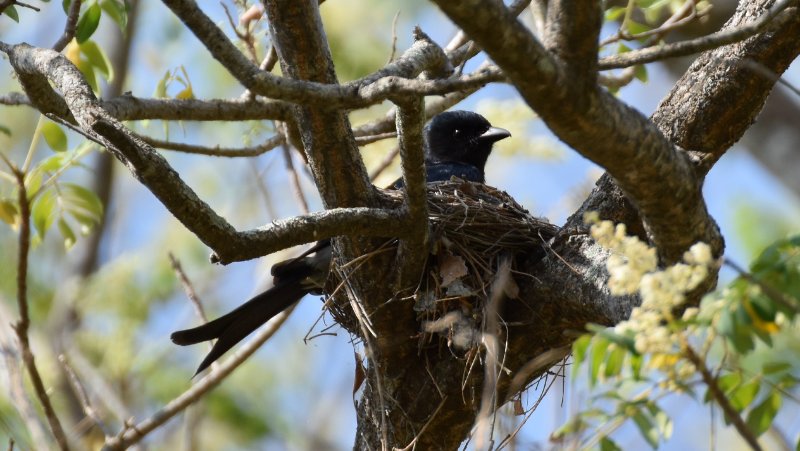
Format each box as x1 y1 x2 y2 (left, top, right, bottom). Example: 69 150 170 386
585 213 713 359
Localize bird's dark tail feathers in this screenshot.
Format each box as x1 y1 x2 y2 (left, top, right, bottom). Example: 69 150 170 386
171 278 309 376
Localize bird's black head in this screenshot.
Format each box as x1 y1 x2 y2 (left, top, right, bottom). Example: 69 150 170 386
424 110 511 170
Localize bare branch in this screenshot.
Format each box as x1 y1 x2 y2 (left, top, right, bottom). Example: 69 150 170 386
651 0 800 163
58 355 110 438
100 96 292 121
278 123 311 215
161 0 495 108
599 0 798 69
0 92 31 106
215 206 408 264
138 133 284 157
683 343 763 451
52 0 82 52
431 0 719 263
1 43 409 266
394 97 428 283
102 305 298 450
9 168 70 451
168 253 210 324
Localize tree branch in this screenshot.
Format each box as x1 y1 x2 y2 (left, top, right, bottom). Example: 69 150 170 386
138 132 285 157
545 0 602 79
10 168 71 451
102 305 298 450
162 0 495 108
431 0 719 264
599 0 799 70
51 0 81 52
651 0 800 164
0 42 409 266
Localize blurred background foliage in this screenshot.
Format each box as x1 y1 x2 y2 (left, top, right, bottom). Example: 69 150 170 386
0 0 799 449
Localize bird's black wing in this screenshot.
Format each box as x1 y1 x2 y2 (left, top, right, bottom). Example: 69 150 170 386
172 110 508 375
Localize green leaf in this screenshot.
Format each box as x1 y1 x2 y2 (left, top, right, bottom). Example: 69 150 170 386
729 379 760 413
589 337 608 386
605 6 626 21
587 323 637 353
25 171 43 196
41 121 68 152
634 65 648 83
37 153 68 173
600 437 622 451
626 20 651 36
762 361 792 375
746 390 782 437
3 5 19 22
631 408 659 448
630 352 643 380
0 124 11 136
31 189 57 238
0 199 19 226
79 40 114 82
100 0 127 31
154 70 170 98
749 292 777 322
76 2 102 43
572 334 591 367
57 218 76 249
62 183 103 224
719 306 755 354
604 345 625 379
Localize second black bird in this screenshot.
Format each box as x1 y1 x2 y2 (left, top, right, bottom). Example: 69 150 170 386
171 110 510 374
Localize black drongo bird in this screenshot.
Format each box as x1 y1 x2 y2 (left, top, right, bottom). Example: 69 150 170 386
171 111 511 374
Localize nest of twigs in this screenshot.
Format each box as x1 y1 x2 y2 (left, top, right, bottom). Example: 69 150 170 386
326 180 560 349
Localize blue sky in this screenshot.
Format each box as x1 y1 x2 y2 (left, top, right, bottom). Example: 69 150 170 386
2 1 799 449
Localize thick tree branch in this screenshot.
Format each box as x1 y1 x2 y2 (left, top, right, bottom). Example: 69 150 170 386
545 0 602 79
263 0 373 210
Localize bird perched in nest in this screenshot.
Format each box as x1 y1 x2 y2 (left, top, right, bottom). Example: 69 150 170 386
171 110 511 375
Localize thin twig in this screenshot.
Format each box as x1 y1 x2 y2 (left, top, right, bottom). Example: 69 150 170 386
0 304 49 450
138 133 285 157
369 146 400 182
58 354 110 438
0 0 39 14
387 10 401 64
168 253 209 323
52 0 82 52
278 122 310 215
600 0 699 47
10 168 71 451
599 0 798 69
356 132 397 146
102 304 298 450
724 258 799 313
682 341 763 451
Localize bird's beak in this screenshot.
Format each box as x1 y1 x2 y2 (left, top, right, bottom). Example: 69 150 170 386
479 127 511 143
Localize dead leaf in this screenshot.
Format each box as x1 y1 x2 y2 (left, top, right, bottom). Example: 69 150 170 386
440 253 468 287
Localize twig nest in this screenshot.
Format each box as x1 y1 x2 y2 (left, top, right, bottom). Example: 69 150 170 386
327 180 559 348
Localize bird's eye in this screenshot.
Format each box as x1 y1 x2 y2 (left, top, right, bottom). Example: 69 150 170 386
453 129 461 136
